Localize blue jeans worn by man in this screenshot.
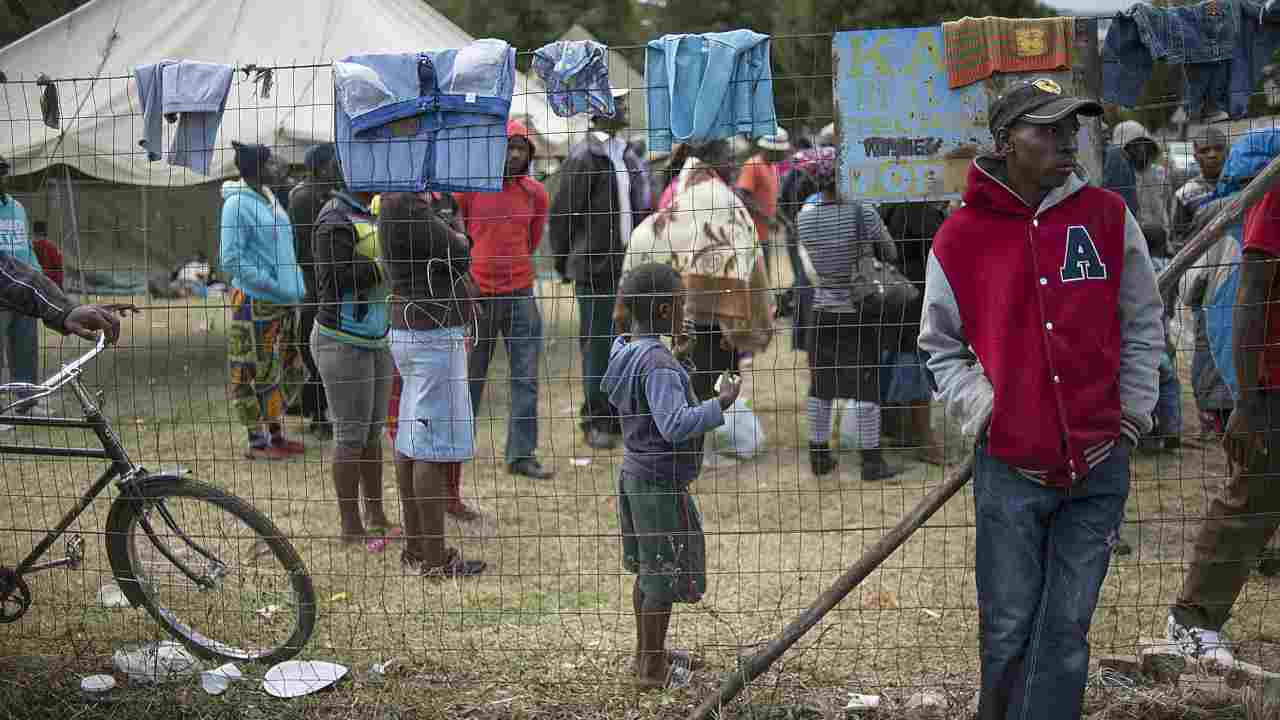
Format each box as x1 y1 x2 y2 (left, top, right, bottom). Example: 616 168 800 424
468 290 547 470
0 310 40 410
575 283 618 441
974 443 1131 720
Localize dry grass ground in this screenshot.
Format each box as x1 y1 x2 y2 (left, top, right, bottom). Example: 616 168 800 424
1 268 1278 719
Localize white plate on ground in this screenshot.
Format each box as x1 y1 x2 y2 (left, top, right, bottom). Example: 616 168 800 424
262 660 348 698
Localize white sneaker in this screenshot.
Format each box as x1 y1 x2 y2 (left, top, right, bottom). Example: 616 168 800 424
1167 613 1236 668
0 424 12 432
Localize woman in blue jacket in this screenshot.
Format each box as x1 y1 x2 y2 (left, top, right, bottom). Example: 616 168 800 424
220 142 307 460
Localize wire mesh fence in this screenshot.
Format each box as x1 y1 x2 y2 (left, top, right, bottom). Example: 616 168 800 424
0 31 1279 718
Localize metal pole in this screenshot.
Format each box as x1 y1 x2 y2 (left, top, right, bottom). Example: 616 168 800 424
61 165 84 296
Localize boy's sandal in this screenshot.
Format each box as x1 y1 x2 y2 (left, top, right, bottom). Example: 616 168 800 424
664 651 693 690
624 649 705 673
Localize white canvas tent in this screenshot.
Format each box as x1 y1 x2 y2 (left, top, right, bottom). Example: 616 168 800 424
0 0 572 186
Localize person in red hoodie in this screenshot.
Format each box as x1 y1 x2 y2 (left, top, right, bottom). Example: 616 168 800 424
918 79 1164 720
455 120 554 479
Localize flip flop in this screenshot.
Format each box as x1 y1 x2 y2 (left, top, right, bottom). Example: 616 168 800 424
365 527 403 553
624 649 705 674
664 650 692 690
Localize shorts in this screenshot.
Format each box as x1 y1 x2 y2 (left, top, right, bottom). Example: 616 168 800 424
388 326 474 461
311 326 393 449
618 470 706 604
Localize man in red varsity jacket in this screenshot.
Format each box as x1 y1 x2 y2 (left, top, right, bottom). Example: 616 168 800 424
919 79 1164 720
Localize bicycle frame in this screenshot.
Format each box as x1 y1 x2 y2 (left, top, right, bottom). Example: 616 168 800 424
0 333 141 577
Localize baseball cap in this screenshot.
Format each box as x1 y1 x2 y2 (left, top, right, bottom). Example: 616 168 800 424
988 78 1103 137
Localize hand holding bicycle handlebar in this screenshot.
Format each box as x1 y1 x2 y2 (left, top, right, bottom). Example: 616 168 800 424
65 303 141 344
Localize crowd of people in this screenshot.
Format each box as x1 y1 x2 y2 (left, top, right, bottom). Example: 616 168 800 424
2 74 1280 709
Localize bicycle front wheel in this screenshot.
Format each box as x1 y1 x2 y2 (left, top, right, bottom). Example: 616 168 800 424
106 478 316 664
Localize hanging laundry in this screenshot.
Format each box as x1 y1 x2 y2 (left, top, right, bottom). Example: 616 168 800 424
645 30 778 154
134 60 233 175
531 40 615 118
942 17 1075 89
334 39 515 193
36 74 59 129
1101 0 1279 121
1230 0 1280 117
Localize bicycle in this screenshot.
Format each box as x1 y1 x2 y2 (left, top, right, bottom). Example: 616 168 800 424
0 332 317 664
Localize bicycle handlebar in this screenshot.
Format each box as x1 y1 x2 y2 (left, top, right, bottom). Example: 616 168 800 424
0 332 108 414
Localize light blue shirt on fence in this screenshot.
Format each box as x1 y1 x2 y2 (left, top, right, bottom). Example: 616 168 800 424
334 39 515 193
645 29 778 153
135 60 233 175
0 195 40 271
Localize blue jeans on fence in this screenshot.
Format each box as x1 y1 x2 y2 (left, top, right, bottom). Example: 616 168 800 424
974 442 1131 720
468 290 544 464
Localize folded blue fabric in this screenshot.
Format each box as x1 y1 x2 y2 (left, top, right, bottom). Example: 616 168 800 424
645 29 778 153
334 39 515 193
531 40 615 118
135 60 232 175
162 61 233 175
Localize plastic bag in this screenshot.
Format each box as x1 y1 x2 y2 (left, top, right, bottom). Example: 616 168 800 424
708 396 765 459
837 399 864 449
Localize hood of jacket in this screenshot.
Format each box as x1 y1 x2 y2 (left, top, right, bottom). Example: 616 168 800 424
221 179 273 205
601 335 666 414
1216 128 1280 198
506 119 535 177
960 155 1089 219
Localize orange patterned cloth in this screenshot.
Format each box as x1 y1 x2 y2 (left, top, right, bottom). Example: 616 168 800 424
943 17 1074 89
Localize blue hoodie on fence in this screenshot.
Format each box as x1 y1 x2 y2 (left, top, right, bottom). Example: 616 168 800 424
645 29 778 153
333 39 515 193
219 180 305 305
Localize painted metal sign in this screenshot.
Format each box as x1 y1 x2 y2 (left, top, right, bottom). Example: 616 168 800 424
834 23 1103 203
834 27 989 202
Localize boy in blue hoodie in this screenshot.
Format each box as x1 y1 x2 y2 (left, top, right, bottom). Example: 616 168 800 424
601 262 740 689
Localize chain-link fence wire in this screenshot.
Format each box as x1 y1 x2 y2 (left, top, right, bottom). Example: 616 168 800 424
0 33 1278 710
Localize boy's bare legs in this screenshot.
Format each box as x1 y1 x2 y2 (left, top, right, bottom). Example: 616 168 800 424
634 580 673 689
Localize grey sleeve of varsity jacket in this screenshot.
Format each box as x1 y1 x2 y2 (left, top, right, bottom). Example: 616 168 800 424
1117 208 1164 443
917 252 993 439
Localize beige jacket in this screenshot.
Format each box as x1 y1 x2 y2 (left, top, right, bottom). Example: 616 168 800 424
625 157 773 352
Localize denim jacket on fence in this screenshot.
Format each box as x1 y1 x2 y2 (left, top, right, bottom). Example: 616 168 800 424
531 40 615 119
333 39 515 193
1104 0 1280 119
645 29 778 153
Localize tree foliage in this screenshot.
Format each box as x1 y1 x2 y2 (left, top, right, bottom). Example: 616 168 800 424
0 0 90 48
